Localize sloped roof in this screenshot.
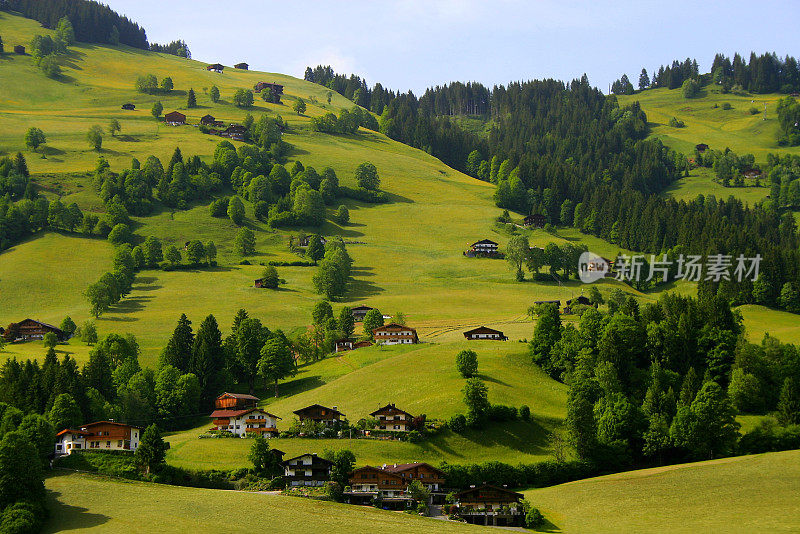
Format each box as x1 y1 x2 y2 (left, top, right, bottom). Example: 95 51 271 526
382 462 445 477
210 408 281 419
456 484 524 499
217 392 260 401
463 326 504 336
293 404 345 417
283 453 333 465
369 403 413 418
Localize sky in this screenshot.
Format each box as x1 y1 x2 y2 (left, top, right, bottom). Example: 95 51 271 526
108 0 798 94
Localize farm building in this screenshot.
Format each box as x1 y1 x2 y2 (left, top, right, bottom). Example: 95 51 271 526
373 323 419 345
564 295 592 314
14 45 25 54
54 421 142 456
3 319 67 342
293 404 345 426
234 62 249 70
200 114 224 127
524 214 547 228
467 239 499 257
164 111 186 125
335 339 354 352
743 169 763 179
207 63 224 73
254 81 284 95
121 103 135 110
224 124 247 140
454 485 525 526
695 143 709 152
463 326 507 341
354 340 374 349
351 306 374 321
208 393 281 437
298 235 326 247
283 453 333 487
369 403 414 432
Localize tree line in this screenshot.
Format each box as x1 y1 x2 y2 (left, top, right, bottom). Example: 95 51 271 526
529 292 800 470
4 0 149 49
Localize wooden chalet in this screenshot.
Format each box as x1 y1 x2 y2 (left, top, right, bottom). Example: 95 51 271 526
563 295 592 314
298 235 326 247
695 143 709 152
346 462 446 506
383 462 446 492
351 306 374 321
373 323 419 345
200 114 224 127
370 403 413 432
224 124 247 141
121 103 135 110
254 82 284 95
524 214 547 228
283 453 333 486
743 168 763 179
353 340 374 349
164 111 186 125
207 63 224 73
454 484 525 526
209 393 280 437
54 421 143 456
3 319 67 342
234 62 249 70
14 45 25 54
293 404 345 426
463 326 507 341
469 239 499 256
533 299 561 307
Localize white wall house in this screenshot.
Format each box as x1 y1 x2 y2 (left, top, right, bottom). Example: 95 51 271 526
55 422 142 456
210 408 281 438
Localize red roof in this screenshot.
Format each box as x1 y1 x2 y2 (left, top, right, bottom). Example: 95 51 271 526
56 428 90 437
217 392 260 401
210 408 281 419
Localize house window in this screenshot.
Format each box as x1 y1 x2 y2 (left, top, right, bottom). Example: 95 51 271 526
393 425 400 430
117 440 123 448
106 441 111 447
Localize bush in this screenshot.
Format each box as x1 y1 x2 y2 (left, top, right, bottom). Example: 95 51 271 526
668 116 685 128
448 414 467 433
681 78 700 99
489 404 518 422
209 197 229 217
337 186 388 203
749 106 760 115
519 405 531 421
456 349 478 378
407 430 423 443
722 102 732 110
526 507 545 528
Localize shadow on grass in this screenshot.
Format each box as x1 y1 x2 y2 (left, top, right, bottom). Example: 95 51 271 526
259 375 325 403
347 276 383 299
44 488 110 532
40 146 66 156
457 420 552 455
478 374 511 387
109 295 153 315
536 517 563 533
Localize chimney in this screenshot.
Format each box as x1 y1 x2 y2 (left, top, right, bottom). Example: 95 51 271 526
332 406 338 412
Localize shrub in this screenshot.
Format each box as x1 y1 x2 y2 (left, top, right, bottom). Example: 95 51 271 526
209 197 229 217
681 78 700 99
407 430 423 443
722 102 732 110
519 405 531 421
489 404 518 422
448 414 467 433
749 106 760 115
526 507 545 528
668 116 685 128
456 349 478 378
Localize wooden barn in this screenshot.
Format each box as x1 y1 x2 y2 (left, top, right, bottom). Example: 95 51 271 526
207 63 224 73
468 239 499 256
164 111 186 125
14 45 25 54
254 82 284 95
695 143 709 152
200 114 224 127
234 62 249 70
454 485 525 526
524 214 547 228
121 103 135 110
3 319 67 342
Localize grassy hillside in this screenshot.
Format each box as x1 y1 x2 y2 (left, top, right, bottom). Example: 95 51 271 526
0 9 651 366
523 450 800 533
44 471 487 533
166 341 567 469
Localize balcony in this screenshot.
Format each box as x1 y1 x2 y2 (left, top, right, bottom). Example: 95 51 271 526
245 427 278 433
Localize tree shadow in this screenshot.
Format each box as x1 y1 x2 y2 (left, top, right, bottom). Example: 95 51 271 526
40 146 65 156
44 488 110 532
259 375 325 403
347 277 383 299
477 374 511 387
383 191 413 204
351 266 376 277
109 295 153 314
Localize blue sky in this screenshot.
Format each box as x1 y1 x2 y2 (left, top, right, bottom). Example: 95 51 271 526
109 0 798 94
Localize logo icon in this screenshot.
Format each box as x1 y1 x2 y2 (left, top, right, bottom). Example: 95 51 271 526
578 251 609 283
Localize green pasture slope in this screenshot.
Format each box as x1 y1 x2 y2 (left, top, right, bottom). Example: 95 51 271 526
618 84 800 205
165 341 567 469
524 450 800 533
44 472 489 533
0 9 651 366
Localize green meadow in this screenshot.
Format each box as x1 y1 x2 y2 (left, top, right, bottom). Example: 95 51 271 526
44 472 488 533
523 450 800 533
